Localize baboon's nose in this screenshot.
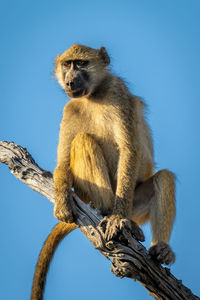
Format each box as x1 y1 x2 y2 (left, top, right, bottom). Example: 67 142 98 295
66 80 74 88
66 77 80 91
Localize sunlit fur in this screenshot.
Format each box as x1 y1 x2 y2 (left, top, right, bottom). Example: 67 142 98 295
55 44 110 94
31 44 176 300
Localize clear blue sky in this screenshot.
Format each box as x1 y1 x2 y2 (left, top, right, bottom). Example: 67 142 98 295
0 0 200 299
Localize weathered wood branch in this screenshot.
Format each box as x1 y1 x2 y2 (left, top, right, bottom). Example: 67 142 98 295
0 141 199 300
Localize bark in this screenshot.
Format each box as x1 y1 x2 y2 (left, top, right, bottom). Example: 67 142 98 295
0 141 199 300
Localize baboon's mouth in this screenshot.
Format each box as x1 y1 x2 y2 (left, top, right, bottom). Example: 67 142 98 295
66 88 87 98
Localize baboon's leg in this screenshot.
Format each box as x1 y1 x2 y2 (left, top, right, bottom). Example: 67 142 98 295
70 132 114 215
133 169 176 264
150 170 175 245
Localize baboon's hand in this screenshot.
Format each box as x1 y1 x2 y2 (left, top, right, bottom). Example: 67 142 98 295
148 241 175 265
99 215 144 242
54 191 77 223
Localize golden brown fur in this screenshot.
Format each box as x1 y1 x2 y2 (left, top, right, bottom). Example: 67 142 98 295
31 222 77 300
31 44 176 299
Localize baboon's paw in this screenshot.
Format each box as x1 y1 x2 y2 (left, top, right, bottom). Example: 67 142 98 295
149 241 175 265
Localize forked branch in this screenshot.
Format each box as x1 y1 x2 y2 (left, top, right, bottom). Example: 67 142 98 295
0 141 199 300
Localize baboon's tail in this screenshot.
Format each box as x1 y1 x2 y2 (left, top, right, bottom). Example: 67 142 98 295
31 222 77 300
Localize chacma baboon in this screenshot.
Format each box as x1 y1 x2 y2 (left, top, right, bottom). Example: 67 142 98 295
31 44 176 300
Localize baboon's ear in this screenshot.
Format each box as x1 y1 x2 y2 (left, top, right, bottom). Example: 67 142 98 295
98 47 110 66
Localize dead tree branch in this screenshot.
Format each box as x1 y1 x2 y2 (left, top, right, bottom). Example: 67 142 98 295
0 141 199 300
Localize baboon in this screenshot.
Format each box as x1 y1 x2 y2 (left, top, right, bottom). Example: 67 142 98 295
31 44 176 300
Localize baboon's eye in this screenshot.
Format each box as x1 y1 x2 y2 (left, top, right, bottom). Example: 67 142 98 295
63 61 71 68
76 60 89 67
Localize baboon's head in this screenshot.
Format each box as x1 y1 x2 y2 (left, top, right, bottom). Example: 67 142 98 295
55 44 110 98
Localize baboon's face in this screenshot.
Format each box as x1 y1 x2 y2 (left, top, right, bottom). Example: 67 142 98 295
55 45 110 98
61 60 90 98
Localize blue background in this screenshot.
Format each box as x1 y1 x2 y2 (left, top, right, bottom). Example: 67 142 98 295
0 0 200 299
